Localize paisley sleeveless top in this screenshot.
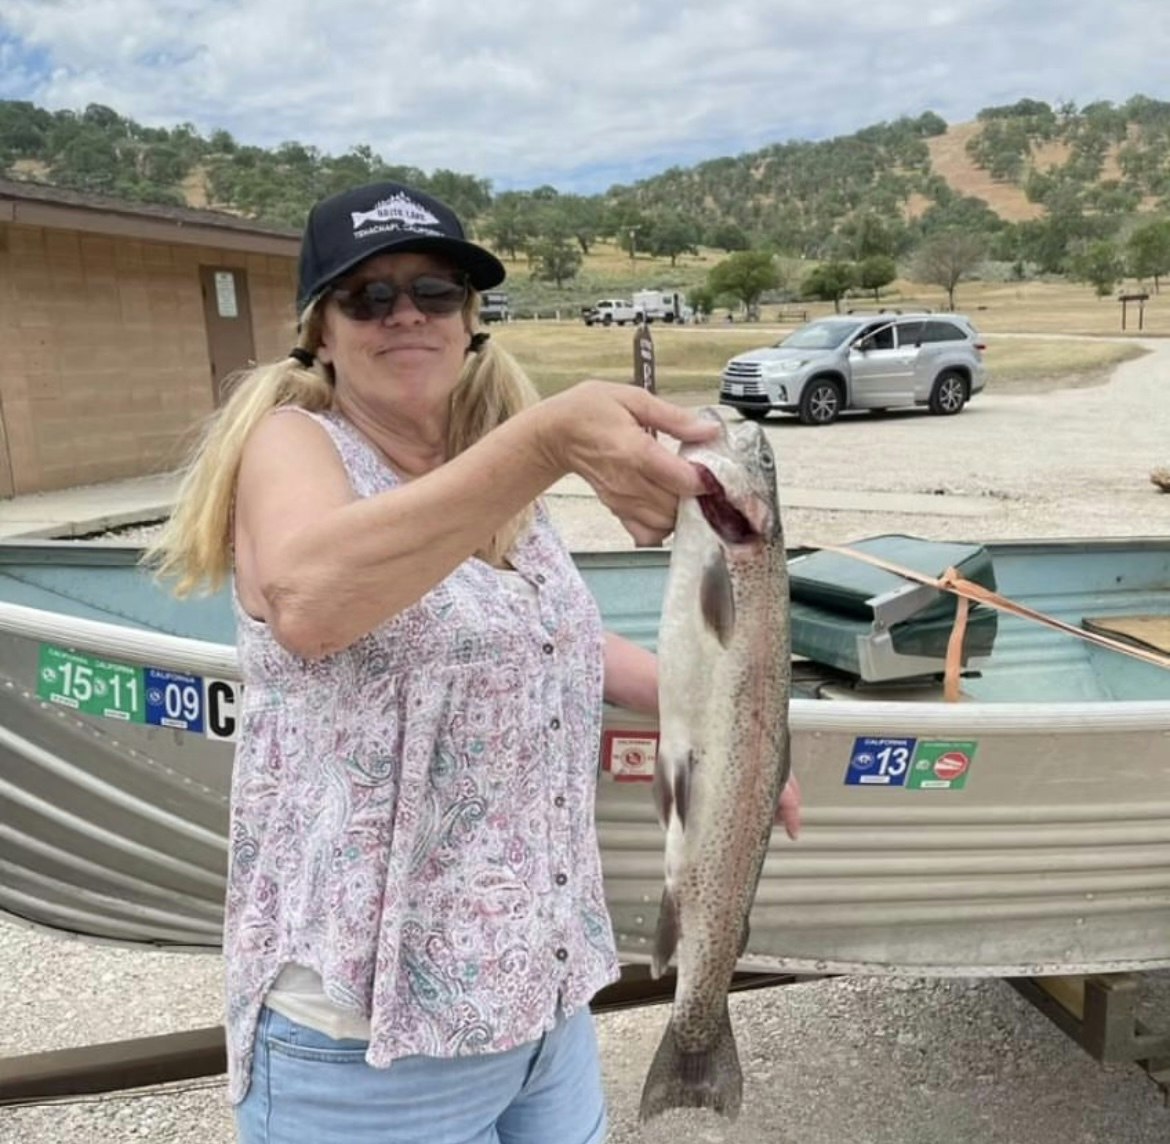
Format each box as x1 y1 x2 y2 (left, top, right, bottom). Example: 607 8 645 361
224 409 619 1101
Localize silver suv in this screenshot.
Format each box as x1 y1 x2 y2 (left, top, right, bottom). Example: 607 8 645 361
719 312 987 425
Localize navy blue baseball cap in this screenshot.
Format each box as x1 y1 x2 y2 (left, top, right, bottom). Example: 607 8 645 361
296 181 506 313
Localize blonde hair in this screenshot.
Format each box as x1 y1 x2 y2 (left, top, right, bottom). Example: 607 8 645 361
146 291 539 596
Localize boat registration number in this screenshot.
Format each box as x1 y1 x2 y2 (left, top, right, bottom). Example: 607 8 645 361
36 643 242 741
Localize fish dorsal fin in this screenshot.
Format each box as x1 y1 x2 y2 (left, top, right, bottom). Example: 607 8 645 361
700 549 735 648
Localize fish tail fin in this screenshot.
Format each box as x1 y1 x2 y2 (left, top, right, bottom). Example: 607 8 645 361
638 1002 743 1122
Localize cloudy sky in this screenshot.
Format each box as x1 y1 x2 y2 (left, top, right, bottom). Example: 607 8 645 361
1 0 1166 193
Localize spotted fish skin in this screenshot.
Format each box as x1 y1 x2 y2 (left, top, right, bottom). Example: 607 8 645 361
639 408 791 1123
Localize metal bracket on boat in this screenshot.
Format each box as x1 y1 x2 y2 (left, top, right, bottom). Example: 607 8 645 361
1008 974 1170 1105
867 581 942 631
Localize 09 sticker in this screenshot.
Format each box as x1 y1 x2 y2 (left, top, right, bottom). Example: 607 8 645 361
145 668 205 732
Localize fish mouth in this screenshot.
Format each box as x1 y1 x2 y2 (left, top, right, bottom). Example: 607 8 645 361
693 464 766 544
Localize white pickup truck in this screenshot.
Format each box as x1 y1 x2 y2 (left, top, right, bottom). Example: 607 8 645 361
583 298 638 326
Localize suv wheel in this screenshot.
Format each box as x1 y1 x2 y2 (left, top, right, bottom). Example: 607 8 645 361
929 370 967 415
799 379 843 425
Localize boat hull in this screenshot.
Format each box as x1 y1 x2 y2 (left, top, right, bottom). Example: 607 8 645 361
2 540 1170 975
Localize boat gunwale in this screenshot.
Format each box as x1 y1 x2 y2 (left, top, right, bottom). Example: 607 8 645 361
4 596 1170 735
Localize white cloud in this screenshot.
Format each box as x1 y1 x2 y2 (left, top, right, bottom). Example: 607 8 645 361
2 0 1167 191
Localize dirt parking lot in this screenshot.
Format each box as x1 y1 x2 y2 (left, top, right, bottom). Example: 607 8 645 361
3 335 1170 1142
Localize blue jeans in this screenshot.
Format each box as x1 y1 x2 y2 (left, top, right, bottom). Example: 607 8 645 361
235 1005 607 1144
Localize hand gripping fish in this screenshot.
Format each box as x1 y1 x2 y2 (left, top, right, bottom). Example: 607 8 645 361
640 408 791 1122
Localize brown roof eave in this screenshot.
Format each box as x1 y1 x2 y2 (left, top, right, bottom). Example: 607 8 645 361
0 181 301 258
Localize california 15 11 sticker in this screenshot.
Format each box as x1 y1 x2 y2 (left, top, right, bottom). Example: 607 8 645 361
38 645 144 721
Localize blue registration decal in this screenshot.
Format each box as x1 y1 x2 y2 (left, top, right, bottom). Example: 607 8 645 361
144 668 205 732
845 736 915 786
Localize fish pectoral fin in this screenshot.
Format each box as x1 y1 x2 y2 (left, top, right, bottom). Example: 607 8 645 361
699 549 735 647
653 749 696 830
652 755 674 829
650 886 680 979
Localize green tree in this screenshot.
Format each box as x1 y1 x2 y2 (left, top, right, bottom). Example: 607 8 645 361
688 285 715 320
912 230 986 309
1069 240 1125 297
426 169 492 222
708 250 780 312
529 197 574 244
52 131 120 193
81 103 126 132
483 193 535 260
800 262 855 312
837 211 896 260
856 255 897 303
140 143 187 185
708 222 750 252
602 201 652 259
208 128 237 154
1126 218 1170 292
647 214 700 266
531 235 583 288
0 100 50 160
560 194 603 254
915 111 948 137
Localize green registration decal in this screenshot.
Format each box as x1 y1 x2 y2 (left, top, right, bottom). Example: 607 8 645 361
906 740 977 790
37 645 145 722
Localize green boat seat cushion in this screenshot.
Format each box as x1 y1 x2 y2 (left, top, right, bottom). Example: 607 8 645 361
788 535 998 678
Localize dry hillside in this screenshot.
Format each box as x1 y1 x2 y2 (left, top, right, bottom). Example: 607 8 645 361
919 120 1136 223
12 120 1139 226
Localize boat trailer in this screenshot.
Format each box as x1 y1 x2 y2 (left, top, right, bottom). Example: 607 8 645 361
2 969 1168 1108
0 965 800 1106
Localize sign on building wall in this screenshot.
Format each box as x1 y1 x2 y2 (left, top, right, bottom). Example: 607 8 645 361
214 271 239 318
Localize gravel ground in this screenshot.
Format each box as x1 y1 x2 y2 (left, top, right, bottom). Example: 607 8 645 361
3 334 1170 1143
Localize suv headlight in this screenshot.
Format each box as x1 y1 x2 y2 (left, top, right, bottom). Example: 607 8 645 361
763 359 805 376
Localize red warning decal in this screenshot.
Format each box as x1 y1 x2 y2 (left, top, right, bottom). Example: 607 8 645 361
600 729 659 782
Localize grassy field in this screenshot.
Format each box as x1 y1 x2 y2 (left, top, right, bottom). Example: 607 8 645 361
490 244 1160 398
491 319 1148 401
497 236 1169 340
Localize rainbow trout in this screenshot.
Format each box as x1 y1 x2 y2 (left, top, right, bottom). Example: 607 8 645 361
640 408 791 1122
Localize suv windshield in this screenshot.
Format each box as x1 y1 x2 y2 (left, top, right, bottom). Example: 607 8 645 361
779 319 863 350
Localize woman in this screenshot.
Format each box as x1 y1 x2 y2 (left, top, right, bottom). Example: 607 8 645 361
150 180 794 1143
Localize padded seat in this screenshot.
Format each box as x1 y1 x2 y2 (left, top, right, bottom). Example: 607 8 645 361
788 535 998 682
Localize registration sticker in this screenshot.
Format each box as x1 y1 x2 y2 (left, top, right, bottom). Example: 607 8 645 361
845 737 915 786
145 668 205 732
36 642 241 742
38 645 144 721
906 741 977 790
600 729 658 782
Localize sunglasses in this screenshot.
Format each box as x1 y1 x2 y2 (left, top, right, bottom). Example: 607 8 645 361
329 275 469 321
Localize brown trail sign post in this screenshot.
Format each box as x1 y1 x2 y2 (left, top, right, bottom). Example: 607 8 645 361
633 322 657 438
1119 292 1149 332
